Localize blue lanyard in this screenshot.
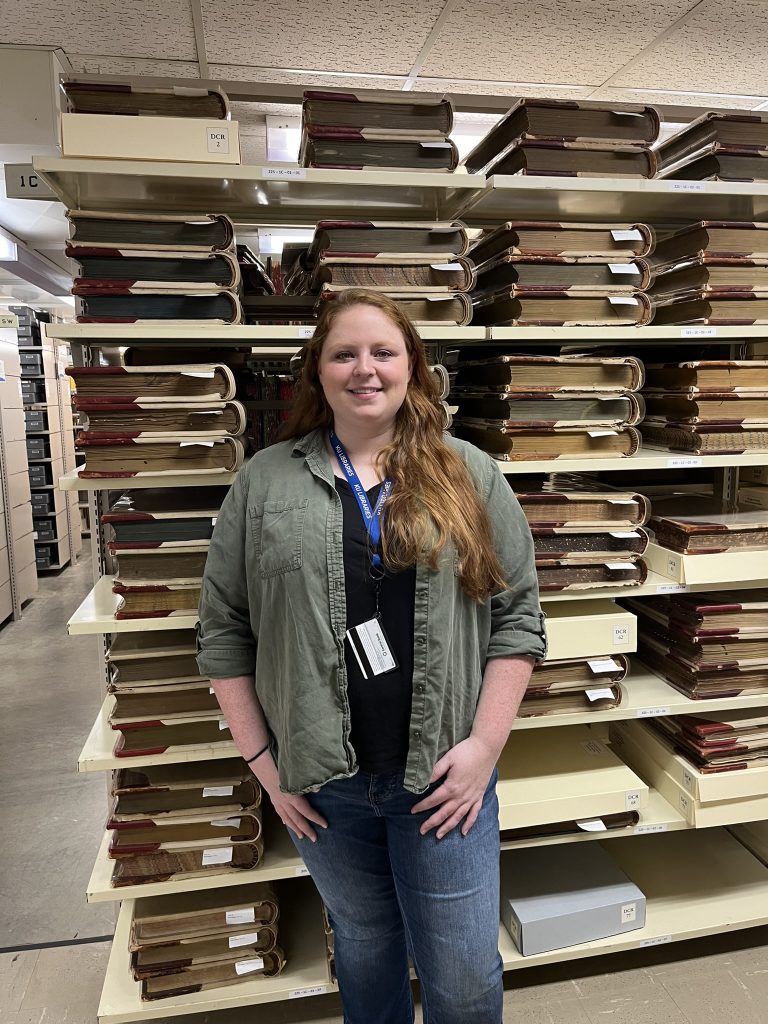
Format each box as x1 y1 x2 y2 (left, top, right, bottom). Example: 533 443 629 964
330 429 393 569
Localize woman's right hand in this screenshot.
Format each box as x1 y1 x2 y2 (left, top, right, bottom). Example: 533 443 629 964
253 755 328 842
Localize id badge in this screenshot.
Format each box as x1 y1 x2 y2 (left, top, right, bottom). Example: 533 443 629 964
345 617 398 679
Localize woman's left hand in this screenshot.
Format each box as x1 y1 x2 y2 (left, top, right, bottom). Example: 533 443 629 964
411 736 498 839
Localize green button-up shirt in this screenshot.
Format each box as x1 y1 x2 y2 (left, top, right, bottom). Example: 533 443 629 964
196 428 546 794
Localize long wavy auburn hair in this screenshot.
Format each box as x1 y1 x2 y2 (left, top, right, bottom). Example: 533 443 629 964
280 289 507 602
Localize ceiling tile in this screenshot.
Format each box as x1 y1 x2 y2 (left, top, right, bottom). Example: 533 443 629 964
610 0 768 93
0 0 197 59
67 55 200 77
420 0 699 84
592 88 765 110
209 64 407 89
413 79 594 97
202 0 445 74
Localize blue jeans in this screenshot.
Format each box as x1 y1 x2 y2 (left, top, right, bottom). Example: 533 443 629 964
290 768 502 1024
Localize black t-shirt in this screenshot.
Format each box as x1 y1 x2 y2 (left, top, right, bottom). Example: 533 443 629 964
336 477 416 773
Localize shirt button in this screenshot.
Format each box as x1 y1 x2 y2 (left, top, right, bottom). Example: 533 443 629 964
416 684 425 693
414 730 421 738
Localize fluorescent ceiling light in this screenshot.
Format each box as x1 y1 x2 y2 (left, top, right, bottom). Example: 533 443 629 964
0 234 18 261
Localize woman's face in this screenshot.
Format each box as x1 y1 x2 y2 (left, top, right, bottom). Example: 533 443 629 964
318 305 412 433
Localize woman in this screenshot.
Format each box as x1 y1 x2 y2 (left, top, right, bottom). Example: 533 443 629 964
197 288 546 1024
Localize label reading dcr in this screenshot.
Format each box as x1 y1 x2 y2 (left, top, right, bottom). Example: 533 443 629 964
625 790 642 811
621 902 637 924
613 624 630 646
207 126 230 154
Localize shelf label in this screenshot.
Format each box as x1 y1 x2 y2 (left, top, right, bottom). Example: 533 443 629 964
219 719 229 730
655 583 688 594
682 769 694 792
671 181 706 192
667 456 703 468
634 823 668 835
226 907 256 925
203 785 234 798
621 902 637 924
613 624 630 646
3 164 56 200
207 126 231 155
608 296 639 306
588 658 621 674
680 326 716 337
290 986 329 999
262 166 307 179
576 818 607 832
640 935 672 948
202 846 232 865
625 790 642 811
229 931 261 948
235 958 264 975
181 370 215 378
298 326 315 337
637 706 672 718
0 314 17 328
586 687 615 702
295 865 310 876
431 262 462 270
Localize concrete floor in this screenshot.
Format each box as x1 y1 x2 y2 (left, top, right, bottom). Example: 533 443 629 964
1 553 767 1023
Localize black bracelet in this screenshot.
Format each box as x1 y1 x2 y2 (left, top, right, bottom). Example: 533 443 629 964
246 743 270 765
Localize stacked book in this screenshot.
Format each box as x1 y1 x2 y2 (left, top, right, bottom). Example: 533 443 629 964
66 211 243 324
611 713 768 826
647 497 768 554
288 220 473 325
106 630 234 752
516 487 651 591
641 359 768 454
519 654 627 717
462 98 659 178
451 353 645 460
67 363 246 484
468 220 655 327
649 221 768 326
299 89 457 171
61 81 231 119
624 591 768 700
108 761 264 888
655 112 768 181
129 883 285 1000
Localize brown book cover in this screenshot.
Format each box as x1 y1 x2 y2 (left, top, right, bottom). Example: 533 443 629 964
78 401 246 441
471 289 653 326
475 256 650 294
455 354 644 393
68 248 241 290
302 89 453 134
662 152 768 182
656 112 768 169
643 393 768 425
62 82 230 119
132 923 279 979
624 591 768 638
641 422 768 454
310 255 475 293
307 220 469 260
468 222 654 266
533 526 649 561
649 222 768 271
132 881 279 943
463 98 659 175
454 422 641 460
649 261 768 301
110 546 209 586
515 490 651 528
644 360 768 394
652 294 768 326
111 717 232 757
112 581 202 619
141 945 285 999
67 211 235 252
68 364 237 406
452 392 645 428
109 813 262 857
109 682 221 726
110 775 260 825
300 128 458 171
322 290 472 326
536 559 647 591
519 654 627 717
489 140 655 179
649 499 768 553
637 634 768 700
111 840 264 889
76 436 245 478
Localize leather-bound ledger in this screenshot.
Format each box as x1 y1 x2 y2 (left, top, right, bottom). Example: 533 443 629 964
61 82 230 119
307 220 469 260
515 490 651 528
471 289 653 327
453 422 641 460
656 112 768 174
468 222 654 266
74 287 242 324
302 90 453 134
67 211 236 252
463 98 659 175
68 364 237 405
77 401 246 441
76 437 244 478
300 127 458 171
454 354 644 393
451 392 644 429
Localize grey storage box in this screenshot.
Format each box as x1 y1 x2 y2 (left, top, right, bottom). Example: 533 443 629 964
34 517 56 542
35 546 53 570
21 380 45 404
28 465 50 488
20 352 43 375
25 409 47 432
31 493 53 514
500 843 646 956
26 436 47 460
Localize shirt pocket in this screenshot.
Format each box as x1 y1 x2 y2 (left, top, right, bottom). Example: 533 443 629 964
249 499 308 578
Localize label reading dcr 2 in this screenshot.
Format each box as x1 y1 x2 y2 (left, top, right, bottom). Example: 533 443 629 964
207 127 230 154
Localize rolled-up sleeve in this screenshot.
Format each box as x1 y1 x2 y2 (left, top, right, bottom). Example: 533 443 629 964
196 466 257 678
483 458 547 662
